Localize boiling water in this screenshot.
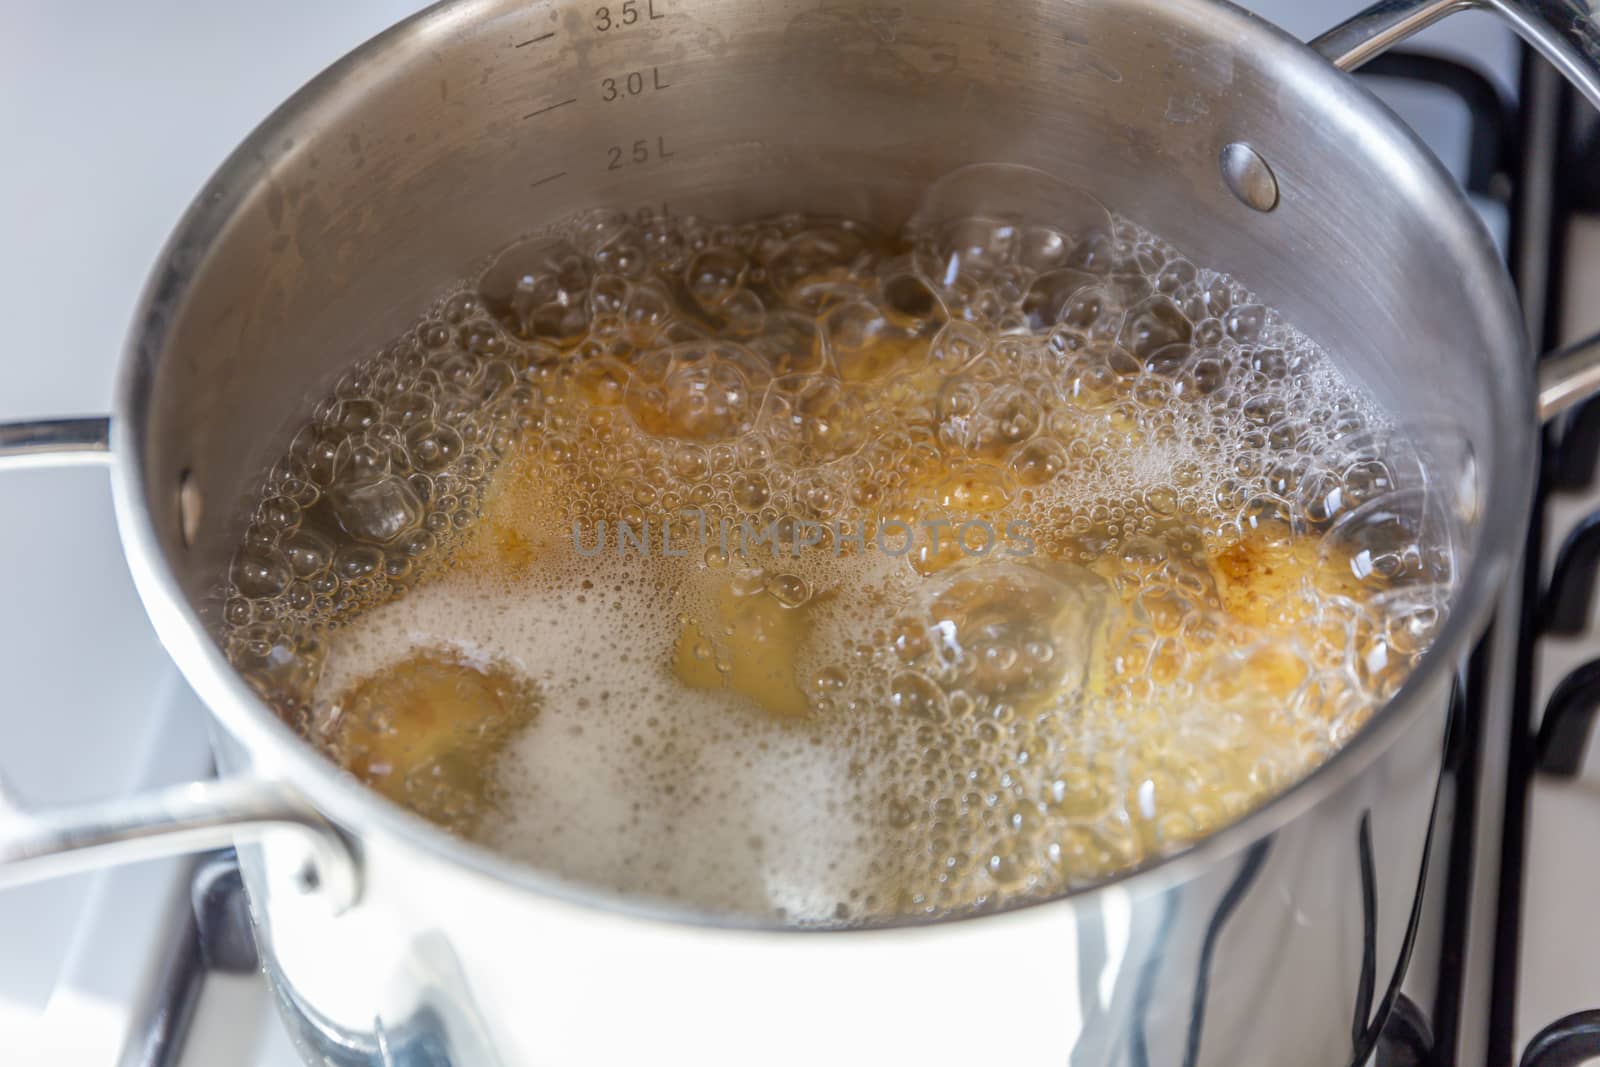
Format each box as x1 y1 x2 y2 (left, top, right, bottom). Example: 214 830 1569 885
223 195 1454 923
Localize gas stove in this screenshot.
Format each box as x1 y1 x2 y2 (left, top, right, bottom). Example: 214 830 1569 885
2 3 1598 1065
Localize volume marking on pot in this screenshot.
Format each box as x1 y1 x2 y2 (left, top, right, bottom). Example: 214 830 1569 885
524 97 579 120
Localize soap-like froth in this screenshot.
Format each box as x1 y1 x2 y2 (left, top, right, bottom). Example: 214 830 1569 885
222 205 1455 924
317 562 877 921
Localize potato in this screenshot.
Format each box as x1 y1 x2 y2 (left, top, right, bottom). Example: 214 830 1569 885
329 650 538 835
674 577 814 720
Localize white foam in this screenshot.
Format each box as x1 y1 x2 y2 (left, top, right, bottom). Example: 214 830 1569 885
317 558 878 922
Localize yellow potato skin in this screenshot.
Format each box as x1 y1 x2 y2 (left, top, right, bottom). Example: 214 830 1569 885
674 579 814 721
330 650 538 835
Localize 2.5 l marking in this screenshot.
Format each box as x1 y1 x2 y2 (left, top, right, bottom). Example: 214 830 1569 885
601 66 670 102
607 136 675 170
593 0 665 32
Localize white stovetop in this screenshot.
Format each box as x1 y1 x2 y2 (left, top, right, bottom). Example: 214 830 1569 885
0 3 1581 1066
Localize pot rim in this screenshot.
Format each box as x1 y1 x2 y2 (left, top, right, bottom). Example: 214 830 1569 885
108 0 1536 932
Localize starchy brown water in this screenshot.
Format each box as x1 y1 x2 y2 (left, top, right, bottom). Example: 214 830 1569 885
222 195 1454 923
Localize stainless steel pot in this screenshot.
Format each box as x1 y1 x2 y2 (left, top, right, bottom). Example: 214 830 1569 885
5 1 1600 1063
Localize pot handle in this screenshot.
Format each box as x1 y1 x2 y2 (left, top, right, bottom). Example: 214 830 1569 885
1312 1 1600 423
0 416 359 912
1311 0 1600 114
1538 333 1600 419
0 775 359 911
0 416 113 471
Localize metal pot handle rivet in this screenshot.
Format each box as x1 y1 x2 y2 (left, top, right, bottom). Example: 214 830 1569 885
1220 142 1280 212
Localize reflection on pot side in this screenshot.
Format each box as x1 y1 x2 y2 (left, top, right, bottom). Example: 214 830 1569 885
220 196 1455 925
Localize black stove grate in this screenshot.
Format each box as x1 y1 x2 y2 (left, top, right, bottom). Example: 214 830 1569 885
1535 657 1600 776
1374 40 1600 1067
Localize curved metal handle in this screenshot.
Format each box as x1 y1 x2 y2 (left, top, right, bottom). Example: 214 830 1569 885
0 416 112 471
1312 0 1600 115
0 775 358 912
1311 2 1600 422
0 414 361 912
1538 331 1600 419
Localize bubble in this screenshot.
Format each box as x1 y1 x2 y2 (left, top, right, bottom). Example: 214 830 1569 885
718 288 767 335
1321 489 1451 588
890 671 948 721
331 398 381 435
881 273 941 322
388 389 437 426
985 847 1028 885
477 238 593 345
767 573 811 608
284 529 334 578
1121 295 1193 361
766 226 867 307
923 561 1110 706
927 320 987 374
1060 286 1116 335
934 465 1017 513
971 386 1042 458
1225 304 1267 343
1239 494 1297 548
814 666 848 691
234 548 291 598
328 474 424 544
821 300 925 382
760 373 870 464
732 472 771 510
1010 438 1069 486
625 343 763 443
259 495 301 533
1022 269 1099 330
743 311 826 377
686 246 749 311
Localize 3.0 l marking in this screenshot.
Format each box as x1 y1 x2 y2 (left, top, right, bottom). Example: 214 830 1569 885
607 136 675 171
601 66 671 102
593 0 665 32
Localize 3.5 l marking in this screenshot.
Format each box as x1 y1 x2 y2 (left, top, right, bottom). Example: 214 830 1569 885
593 0 665 32
601 66 670 102
607 136 675 171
